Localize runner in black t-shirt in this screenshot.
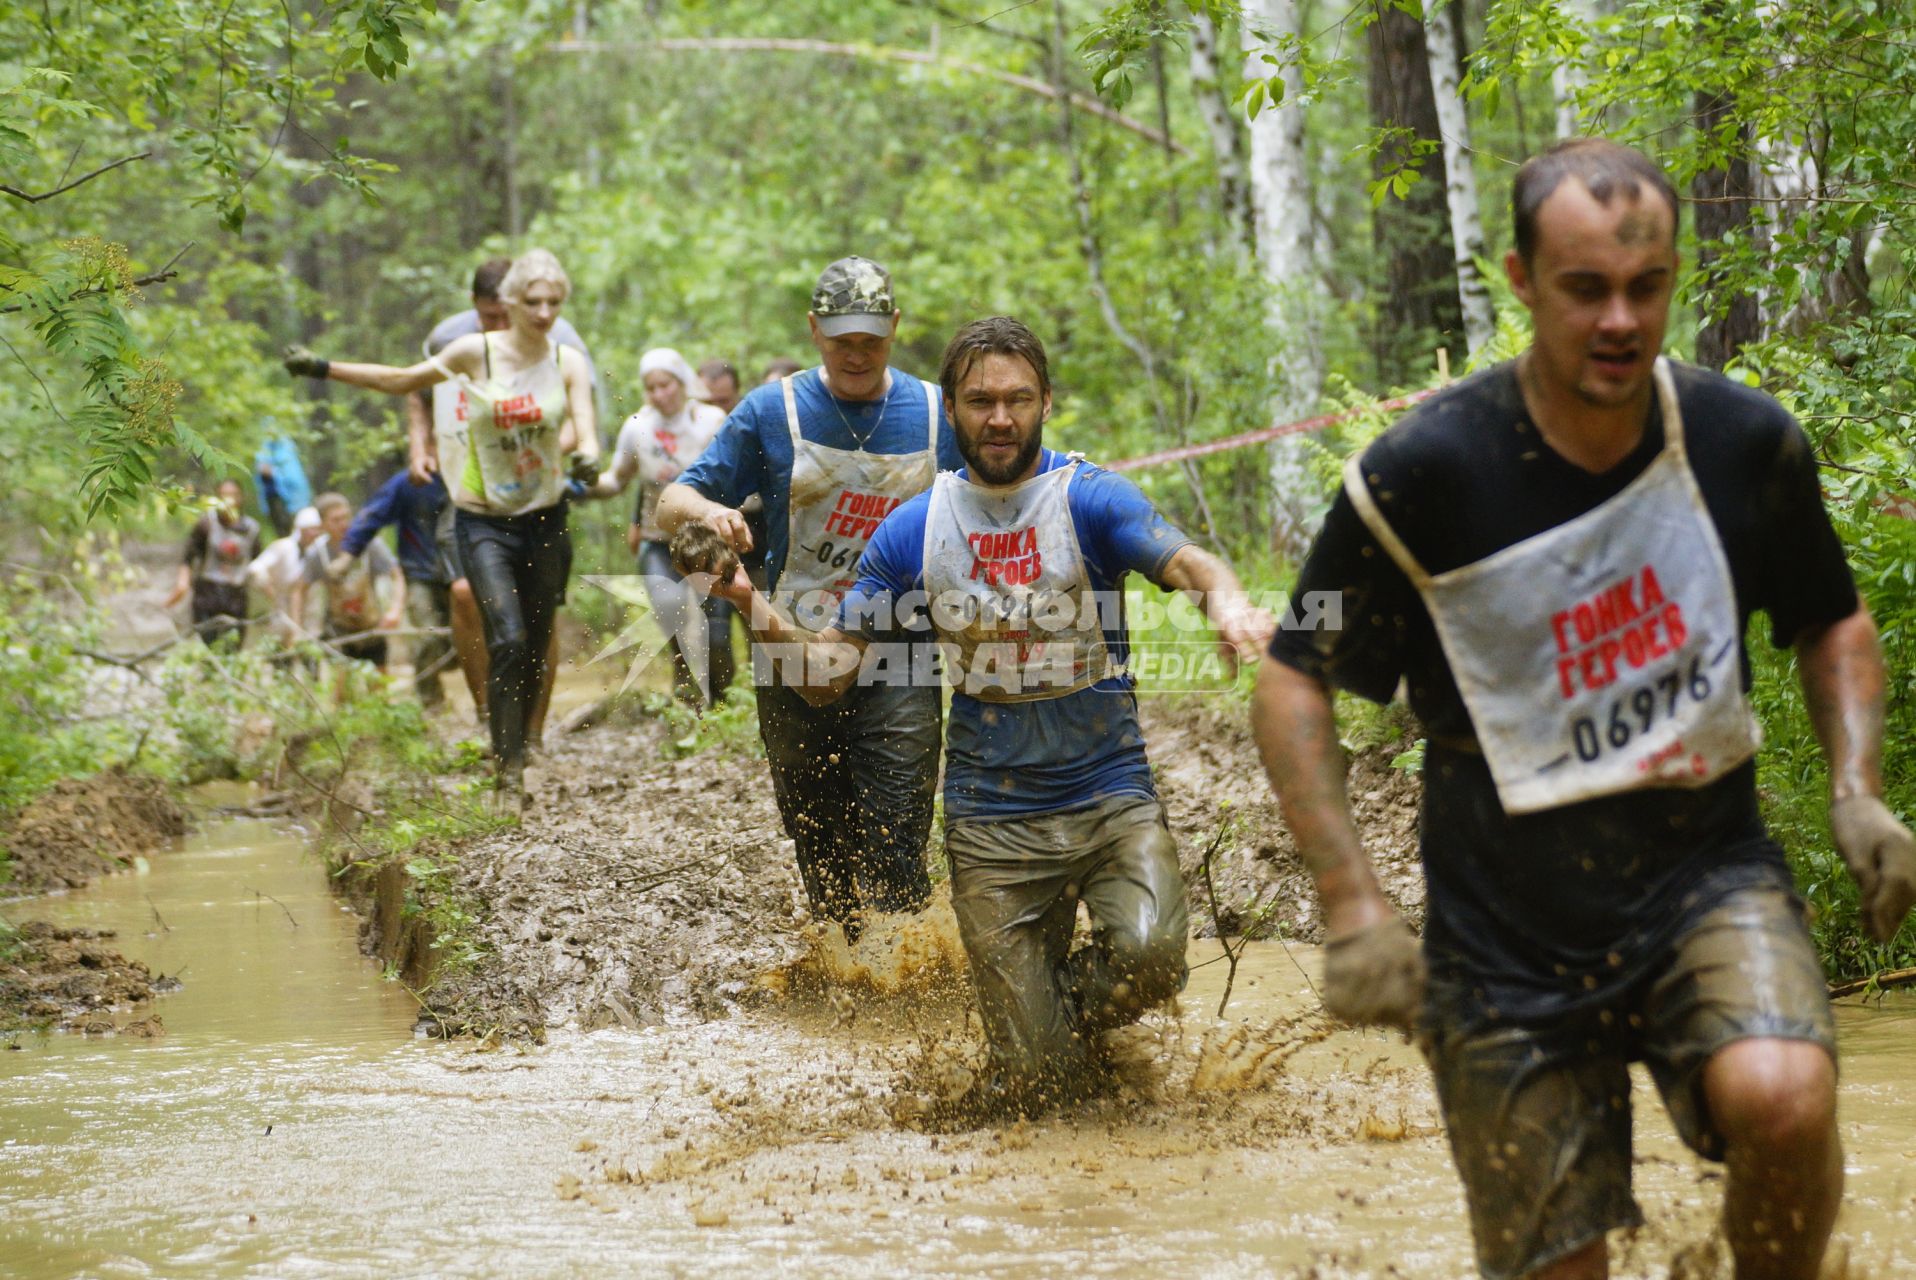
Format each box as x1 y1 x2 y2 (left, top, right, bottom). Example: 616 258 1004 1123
1253 140 1915 1280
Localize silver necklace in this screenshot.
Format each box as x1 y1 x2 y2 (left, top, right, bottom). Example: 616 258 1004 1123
823 373 889 449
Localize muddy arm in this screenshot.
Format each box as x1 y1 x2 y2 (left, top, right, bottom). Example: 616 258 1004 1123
708 573 865 707
655 483 753 553
1157 543 1276 668
1796 600 1885 802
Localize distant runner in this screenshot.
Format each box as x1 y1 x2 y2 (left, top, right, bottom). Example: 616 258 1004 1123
162 478 261 647
1253 139 1916 1280
289 492 403 671
339 469 457 708
248 505 323 645
658 257 961 939
684 317 1271 1119
594 348 734 706
285 249 600 803
254 437 312 539
698 358 742 415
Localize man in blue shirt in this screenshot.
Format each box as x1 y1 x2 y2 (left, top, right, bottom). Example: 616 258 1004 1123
341 469 456 708
684 317 1271 1121
659 258 962 942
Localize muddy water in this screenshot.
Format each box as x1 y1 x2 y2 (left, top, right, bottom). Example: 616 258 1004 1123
4 828 1914 1279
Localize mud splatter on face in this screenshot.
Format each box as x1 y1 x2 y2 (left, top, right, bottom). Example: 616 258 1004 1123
1615 204 1661 248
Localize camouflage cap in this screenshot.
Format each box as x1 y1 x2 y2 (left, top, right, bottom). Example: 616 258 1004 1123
811 256 897 337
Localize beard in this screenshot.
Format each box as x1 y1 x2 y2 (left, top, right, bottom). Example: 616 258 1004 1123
958 428 1043 486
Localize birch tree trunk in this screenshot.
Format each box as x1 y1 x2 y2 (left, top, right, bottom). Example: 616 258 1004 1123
1188 6 1252 255
1551 0 1595 137
1423 0 1495 356
1241 0 1324 565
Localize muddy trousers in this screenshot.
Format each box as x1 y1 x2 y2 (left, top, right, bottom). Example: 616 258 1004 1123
755 678 939 933
454 503 571 771
946 794 1189 1093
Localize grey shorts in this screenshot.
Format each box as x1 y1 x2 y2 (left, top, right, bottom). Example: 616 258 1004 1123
1422 884 1835 1279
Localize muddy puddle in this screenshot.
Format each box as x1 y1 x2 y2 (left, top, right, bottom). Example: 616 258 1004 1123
6 822 1914 1280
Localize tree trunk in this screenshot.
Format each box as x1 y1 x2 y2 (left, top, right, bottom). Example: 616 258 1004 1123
1368 1 1462 385
1551 0 1595 138
1241 0 1324 564
1691 86 1759 369
1422 0 1495 356
1188 6 1252 255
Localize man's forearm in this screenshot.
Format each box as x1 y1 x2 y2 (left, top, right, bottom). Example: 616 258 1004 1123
656 483 717 537
728 586 863 705
1250 657 1388 930
1797 602 1886 801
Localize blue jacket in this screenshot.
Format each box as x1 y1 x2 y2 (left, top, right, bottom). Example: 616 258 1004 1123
254 438 313 514
343 471 448 583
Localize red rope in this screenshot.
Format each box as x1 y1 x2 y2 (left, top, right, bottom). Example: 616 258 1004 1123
1103 389 1440 473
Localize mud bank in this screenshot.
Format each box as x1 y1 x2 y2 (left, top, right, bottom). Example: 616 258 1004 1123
1 769 187 1033
0 921 169 1034
2 768 187 894
400 692 1422 1038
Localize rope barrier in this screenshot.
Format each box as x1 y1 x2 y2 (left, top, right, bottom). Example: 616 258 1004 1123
1103 389 1440 473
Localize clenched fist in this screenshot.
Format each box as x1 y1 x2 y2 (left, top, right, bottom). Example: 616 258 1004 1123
1831 794 1916 942
1322 914 1426 1031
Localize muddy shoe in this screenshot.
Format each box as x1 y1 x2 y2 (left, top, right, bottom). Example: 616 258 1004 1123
489 760 527 817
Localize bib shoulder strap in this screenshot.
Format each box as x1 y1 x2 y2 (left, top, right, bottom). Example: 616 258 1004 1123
780 375 803 450
1340 452 1433 589
1651 356 1686 461
920 377 939 455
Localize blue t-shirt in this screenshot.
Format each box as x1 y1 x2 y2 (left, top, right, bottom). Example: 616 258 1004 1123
343 470 448 584
838 449 1192 820
675 369 962 591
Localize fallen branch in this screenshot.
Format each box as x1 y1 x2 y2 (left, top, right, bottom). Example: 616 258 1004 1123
1196 819 1241 1017
1828 966 1916 999
248 887 299 929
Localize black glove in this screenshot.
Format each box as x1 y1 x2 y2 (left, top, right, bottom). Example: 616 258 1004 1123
282 345 330 379
566 451 602 487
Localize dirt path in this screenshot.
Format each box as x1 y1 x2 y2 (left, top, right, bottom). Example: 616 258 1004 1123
416 690 1424 1042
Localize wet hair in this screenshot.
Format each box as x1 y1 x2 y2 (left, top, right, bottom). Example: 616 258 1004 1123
1512 139 1679 266
497 249 571 305
938 316 1050 404
698 358 739 388
471 257 513 301
314 492 351 517
759 357 804 383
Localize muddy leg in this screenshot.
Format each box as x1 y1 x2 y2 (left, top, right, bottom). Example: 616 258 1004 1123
842 682 939 916
1705 1039 1841 1280
1067 797 1189 1037
449 578 489 715
758 682 862 931
947 816 1083 1088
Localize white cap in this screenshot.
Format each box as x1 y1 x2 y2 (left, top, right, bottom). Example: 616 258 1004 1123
293 506 322 531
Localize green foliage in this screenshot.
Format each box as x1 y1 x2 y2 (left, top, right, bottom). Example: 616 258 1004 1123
0 0 438 524
650 685 766 762
0 569 142 812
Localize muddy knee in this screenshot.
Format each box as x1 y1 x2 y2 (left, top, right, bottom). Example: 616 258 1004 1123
1099 929 1187 1013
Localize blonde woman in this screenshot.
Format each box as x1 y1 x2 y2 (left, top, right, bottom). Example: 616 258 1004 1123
284 249 598 802
594 347 734 704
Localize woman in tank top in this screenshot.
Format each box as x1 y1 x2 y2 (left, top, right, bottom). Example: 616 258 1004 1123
282 249 599 805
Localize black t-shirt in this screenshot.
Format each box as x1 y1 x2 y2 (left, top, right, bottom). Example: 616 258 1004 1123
1271 360 1859 1022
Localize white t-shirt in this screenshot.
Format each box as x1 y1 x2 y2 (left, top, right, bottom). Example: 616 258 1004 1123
249 535 310 594
616 401 727 540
